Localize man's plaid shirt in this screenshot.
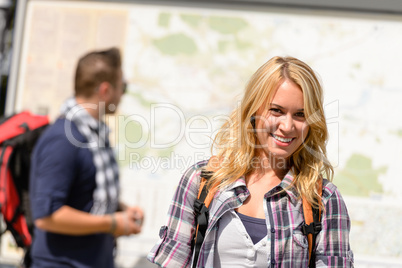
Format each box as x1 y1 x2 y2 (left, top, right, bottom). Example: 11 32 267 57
148 160 354 267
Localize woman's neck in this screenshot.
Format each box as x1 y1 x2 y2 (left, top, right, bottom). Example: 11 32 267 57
252 151 290 179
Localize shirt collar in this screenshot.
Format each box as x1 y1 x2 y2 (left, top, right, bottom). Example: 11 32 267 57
219 169 300 204
227 176 246 190
261 169 300 205
217 176 248 200
69 98 109 135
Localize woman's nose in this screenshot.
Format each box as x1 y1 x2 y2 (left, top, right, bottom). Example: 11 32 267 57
278 114 294 132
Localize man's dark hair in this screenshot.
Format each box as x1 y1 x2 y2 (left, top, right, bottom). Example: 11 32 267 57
74 47 121 98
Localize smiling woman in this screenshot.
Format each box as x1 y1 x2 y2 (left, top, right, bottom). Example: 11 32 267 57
148 56 354 268
254 79 309 161
208 56 333 205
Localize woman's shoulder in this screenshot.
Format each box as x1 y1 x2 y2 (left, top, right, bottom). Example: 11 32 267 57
182 159 208 179
177 159 209 190
321 178 348 207
193 159 209 170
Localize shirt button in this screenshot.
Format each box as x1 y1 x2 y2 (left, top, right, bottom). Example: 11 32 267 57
271 228 275 233
247 250 254 260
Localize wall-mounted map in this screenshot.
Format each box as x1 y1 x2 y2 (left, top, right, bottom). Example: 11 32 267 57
14 1 402 266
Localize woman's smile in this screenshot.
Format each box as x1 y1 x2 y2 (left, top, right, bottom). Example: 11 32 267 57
270 133 295 145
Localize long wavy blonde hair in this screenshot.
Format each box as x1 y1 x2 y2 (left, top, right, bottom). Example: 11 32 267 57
206 56 333 209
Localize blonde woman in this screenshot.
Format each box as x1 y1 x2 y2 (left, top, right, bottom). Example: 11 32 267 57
148 56 353 267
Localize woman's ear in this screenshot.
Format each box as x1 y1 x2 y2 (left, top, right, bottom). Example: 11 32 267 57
250 116 256 129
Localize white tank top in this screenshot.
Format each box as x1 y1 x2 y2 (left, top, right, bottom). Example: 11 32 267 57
213 210 268 267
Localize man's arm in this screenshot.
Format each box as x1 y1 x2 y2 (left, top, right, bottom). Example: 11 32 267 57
31 123 143 237
35 205 141 236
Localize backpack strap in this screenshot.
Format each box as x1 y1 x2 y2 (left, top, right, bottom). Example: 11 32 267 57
0 145 32 247
0 111 48 143
302 179 323 268
192 170 216 268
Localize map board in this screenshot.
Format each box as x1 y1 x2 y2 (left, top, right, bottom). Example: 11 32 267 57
9 0 402 266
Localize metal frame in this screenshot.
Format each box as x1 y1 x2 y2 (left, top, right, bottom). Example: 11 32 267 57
4 0 26 115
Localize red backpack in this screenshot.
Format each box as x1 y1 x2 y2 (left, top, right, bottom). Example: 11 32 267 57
0 111 49 250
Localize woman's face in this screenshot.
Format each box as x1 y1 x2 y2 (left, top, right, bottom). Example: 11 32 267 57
254 79 309 162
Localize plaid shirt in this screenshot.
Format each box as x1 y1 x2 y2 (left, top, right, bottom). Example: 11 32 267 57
148 160 354 267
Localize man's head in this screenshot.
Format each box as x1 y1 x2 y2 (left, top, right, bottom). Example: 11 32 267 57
74 47 125 114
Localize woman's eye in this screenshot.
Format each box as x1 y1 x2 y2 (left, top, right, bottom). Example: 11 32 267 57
269 108 282 114
295 112 305 118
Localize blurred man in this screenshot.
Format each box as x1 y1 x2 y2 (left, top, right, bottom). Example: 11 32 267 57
30 48 143 267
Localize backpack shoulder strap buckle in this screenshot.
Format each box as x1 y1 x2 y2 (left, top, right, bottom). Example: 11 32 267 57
302 221 322 236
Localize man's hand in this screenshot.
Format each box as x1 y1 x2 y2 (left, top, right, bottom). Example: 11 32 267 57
112 206 144 237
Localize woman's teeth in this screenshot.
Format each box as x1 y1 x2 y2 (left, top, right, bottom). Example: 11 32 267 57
272 134 292 143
